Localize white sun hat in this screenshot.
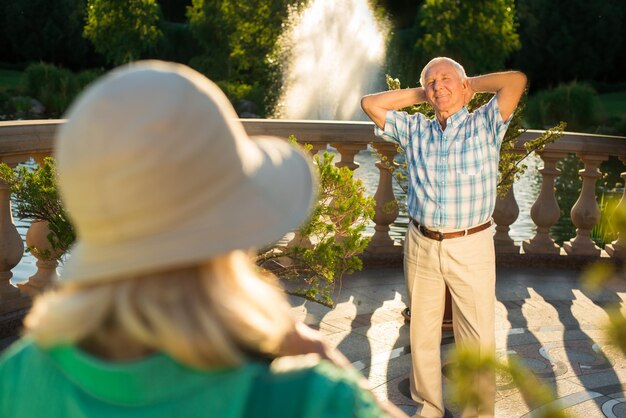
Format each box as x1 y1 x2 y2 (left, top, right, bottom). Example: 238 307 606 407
54 60 317 285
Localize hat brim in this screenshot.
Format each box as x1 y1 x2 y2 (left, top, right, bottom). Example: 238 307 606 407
60 136 317 285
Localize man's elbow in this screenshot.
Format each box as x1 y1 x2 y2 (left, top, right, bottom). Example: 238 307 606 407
360 95 387 129
360 95 373 114
513 71 528 90
360 95 377 121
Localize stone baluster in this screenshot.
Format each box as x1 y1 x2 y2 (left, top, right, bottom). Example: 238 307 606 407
523 151 567 254
0 175 26 313
605 156 626 258
367 142 400 254
492 188 520 253
17 220 60 296
563 154 607 256
307 143 326 157
332 144 364 171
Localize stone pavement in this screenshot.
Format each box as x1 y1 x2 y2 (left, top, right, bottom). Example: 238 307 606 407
287 266 626 418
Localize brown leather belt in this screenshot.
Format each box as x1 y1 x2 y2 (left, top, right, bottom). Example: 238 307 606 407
411 219 492 241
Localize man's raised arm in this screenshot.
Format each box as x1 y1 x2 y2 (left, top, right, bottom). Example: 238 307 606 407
360 87 427 129
466 71 527 121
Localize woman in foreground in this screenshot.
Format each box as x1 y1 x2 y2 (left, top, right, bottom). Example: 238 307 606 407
0 61 406 418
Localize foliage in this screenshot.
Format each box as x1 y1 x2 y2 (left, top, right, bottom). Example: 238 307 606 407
525 82 602 132
381 75 565 199
590 193 620 248
606 306 626 358
513 0 625 89
156 21 203 64
580 231 626 393
0 158 75 259
257 137 375 307
415 0 520 75
387 0 520 85
158 0 189 22
0 0 98 69
372 0 420 29
0 70 24 92
84 0 164 65
187 0 294 116
448 347 567 418
22 63 104 116
597 91 626 136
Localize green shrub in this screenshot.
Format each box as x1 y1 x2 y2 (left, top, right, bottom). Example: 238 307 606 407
0 158 75 259
22 63 104 116
23 63 76 115
76 69 105 91
257 137 375 307
526 82 602 132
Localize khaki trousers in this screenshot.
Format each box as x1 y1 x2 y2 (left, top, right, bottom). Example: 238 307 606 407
404 222 496 418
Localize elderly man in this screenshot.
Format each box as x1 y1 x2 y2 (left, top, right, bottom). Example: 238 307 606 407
361 57 526 418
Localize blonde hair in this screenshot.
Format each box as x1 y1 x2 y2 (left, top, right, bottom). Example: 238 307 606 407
24 250 295 368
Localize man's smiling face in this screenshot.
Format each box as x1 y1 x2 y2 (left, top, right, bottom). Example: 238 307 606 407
423 61 467 116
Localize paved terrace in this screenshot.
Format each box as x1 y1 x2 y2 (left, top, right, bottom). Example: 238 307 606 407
2 121 626 417
2 264 624 417
287 266 626 418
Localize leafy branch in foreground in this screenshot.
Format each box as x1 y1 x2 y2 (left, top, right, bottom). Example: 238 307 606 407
0 157 75 259
448 346 568 418
257 136 375 307
581 255 626 363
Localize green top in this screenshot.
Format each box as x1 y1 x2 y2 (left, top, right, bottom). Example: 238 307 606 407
0 338 390 418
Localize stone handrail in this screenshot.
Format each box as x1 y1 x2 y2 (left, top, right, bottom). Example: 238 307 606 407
1 119 626 316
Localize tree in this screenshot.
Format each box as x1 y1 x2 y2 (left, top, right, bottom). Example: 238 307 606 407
0 0 98 69
513 0 625 89
415 0 520 76
387 0 520 85
372 0 421 29
187 0 294 115
84 0 164 65
157 0 189 22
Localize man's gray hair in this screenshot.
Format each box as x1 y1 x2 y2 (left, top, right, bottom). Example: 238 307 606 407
419 57 467 87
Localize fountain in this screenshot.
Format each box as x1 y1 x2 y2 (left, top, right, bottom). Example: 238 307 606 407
276 0 388 120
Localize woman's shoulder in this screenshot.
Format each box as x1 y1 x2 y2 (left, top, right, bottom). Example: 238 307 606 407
249 354 389 418
0 337 44 368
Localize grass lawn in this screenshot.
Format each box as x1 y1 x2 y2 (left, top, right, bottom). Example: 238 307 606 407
599 91 626 117
0 69 22 91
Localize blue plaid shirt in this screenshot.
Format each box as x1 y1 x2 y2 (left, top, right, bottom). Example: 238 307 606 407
375 96 511 229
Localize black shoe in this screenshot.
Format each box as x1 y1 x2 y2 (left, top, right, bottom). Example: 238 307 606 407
401 307 411 323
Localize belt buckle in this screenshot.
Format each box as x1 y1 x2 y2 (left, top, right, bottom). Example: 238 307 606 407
437 231 444 241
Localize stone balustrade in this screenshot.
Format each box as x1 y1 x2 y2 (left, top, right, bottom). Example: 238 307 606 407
1 119 626 317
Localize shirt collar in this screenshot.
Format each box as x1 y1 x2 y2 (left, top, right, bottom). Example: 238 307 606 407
445 106 469 128
48 344 262 406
